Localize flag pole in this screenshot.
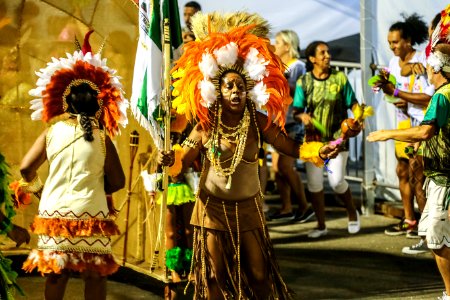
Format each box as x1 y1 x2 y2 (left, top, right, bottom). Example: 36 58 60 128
151 16 171 272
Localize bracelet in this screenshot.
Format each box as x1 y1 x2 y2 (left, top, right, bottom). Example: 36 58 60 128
19 176 43 193
393 88 399 97
181 138 199 149
318 146 327 161
0 218 13 235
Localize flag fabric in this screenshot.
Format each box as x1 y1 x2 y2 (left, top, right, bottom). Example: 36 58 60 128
131 0 183 149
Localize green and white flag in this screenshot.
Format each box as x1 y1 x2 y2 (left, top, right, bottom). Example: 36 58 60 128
131 0 183 149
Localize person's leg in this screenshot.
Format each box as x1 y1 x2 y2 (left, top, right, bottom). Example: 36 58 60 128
182 202 195 249
423 181 450 294
275 171 293 214
409 155 426 213
44 272 70 300
240 230 271 299
165 205 182 282
305 162 325 230
327 152 357 221
277 154 309 212
205 230 228 299
397 159 415 221
82 270 106 300
434 247 450 294
165 205 178 249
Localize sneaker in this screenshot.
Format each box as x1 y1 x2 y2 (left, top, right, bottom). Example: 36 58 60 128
438 291 450 300
406 229 420 239
269 211 295 222
348 211 360 234
402 239 429 255
384 219 417 236
307 228 328 238
294 206 315 223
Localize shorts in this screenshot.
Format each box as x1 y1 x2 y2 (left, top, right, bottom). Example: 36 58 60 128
285 123 304 143
418 178 450 249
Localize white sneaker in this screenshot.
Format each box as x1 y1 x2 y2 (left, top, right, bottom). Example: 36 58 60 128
307 228 328 238
402 239 428 255
438 291 450 300
348 211 360 234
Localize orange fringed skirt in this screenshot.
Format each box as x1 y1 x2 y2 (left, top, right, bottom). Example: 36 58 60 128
188 190 293 299
23 214 120 276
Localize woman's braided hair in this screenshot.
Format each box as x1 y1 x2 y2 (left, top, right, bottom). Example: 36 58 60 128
66 82 100 142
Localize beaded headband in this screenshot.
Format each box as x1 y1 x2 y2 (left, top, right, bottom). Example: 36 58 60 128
61 79 103 119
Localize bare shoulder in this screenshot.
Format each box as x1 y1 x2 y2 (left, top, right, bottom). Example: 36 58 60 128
190 123 208 145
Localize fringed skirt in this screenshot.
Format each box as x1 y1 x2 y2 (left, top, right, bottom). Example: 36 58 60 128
22 213 120 277
188 189 293 299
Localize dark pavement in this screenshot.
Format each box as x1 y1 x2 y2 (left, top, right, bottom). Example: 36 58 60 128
5 169 444 299
10 206 443 300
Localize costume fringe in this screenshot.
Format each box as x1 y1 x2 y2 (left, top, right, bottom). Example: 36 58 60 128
23 249 119 276
30 216 120 238
190 227 293 299
157 183 195 206
130 96 163 149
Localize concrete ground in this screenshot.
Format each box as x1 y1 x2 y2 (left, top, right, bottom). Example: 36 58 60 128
6 172 444 299
11 207 443 300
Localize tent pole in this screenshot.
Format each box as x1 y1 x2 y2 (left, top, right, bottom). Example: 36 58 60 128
360 0 376 214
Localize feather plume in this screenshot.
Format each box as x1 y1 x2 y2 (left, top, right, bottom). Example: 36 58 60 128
191 11 270 41
427 4 450 56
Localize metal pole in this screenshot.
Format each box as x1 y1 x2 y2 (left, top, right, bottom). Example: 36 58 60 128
360 0 377 214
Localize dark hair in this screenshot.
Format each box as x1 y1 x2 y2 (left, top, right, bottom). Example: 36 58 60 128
431 13 441 32
66 83 100 142
304 40 328 72
184 1 201 11
389 13 428 46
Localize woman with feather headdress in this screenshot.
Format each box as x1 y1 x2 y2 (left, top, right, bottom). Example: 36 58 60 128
158 12 341 299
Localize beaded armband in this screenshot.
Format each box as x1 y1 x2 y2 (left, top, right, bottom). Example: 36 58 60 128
19 176 44 193
0 218 13 235
181 138 199 149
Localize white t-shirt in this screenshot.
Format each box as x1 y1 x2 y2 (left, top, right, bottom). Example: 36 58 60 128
388 51 435 122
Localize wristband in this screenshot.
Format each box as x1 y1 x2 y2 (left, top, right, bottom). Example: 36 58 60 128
318 146 327 161
393 88 399 97
19 176 43 193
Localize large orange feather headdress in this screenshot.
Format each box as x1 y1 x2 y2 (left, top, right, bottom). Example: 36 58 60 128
426 5 450 73
427 4 450 57
171 12 291 130
29 30 128 137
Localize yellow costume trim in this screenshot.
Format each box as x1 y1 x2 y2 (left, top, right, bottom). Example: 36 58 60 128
299 142 326 167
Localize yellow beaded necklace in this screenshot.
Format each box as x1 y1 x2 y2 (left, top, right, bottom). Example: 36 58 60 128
207 104 250 189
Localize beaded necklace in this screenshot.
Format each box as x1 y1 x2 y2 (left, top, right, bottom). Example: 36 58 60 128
207 104 250 189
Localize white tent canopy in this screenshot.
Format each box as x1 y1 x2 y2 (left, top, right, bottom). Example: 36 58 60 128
179 0 360 46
